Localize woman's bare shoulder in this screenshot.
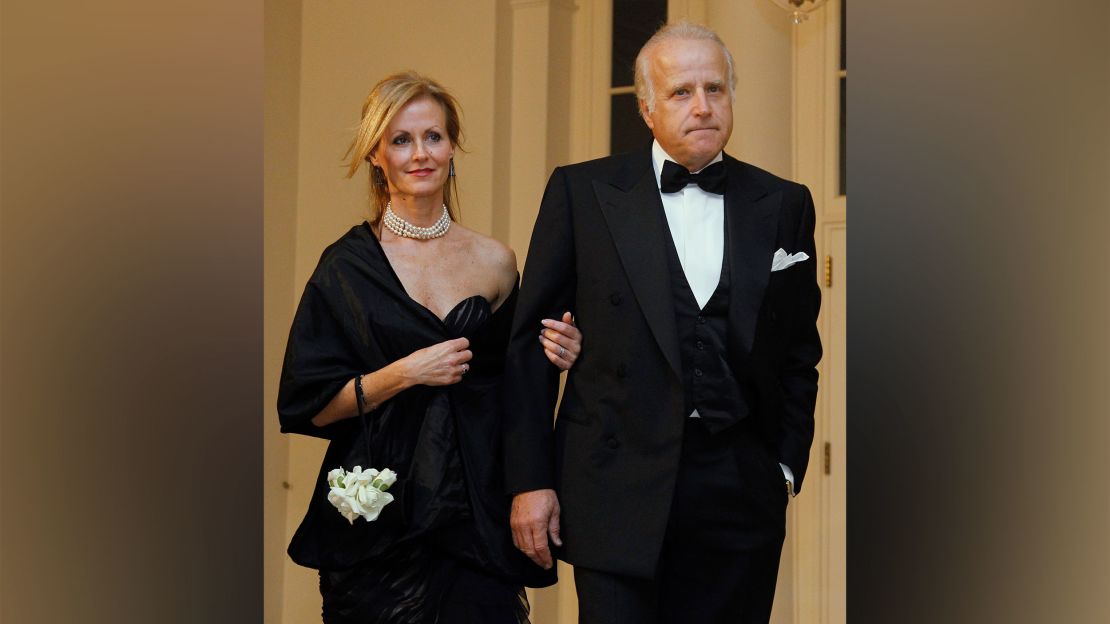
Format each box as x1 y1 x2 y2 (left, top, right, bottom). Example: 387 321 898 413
450 223 517 273
449 223 518 304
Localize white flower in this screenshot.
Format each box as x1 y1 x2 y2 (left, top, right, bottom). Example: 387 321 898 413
373 468 398 490
327 488 361 523
326 468 346 488
325 466 397 524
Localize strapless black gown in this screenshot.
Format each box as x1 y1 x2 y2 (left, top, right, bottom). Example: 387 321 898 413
277 224 555 624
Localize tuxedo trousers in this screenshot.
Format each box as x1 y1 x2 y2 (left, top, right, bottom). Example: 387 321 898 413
575 418 788 624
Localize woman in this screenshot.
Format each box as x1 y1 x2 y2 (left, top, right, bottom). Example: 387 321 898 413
277 71 581 623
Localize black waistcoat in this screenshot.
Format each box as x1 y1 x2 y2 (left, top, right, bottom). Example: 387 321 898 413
661 210 747 434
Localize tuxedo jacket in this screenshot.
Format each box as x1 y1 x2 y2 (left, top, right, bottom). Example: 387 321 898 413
503 148 822 578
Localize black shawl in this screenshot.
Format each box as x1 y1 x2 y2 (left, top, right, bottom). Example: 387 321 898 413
278 223 554 588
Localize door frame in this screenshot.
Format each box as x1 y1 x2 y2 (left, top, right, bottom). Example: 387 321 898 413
791 1 846 622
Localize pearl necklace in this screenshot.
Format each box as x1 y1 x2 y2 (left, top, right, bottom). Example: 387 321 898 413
382 202 451 240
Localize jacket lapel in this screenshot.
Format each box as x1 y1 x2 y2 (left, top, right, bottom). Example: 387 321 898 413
724 157 781 353
594 153 682 379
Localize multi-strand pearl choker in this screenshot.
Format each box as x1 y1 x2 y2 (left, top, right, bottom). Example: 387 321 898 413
382 202 451 240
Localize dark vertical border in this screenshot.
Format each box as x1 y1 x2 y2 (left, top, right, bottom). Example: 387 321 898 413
1 1 264 622
849 1 1110 621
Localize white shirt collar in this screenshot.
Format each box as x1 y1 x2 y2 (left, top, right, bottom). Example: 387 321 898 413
650 139 724 189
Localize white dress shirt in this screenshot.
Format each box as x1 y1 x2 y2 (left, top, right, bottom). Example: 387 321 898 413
651 140 724 310
650 140 795 493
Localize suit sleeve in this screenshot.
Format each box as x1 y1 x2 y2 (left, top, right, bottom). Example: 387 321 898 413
502 167 577 494
777 184 822 494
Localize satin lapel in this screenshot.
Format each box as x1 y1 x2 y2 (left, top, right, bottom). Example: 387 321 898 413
594 169 682 379
725 161 781 353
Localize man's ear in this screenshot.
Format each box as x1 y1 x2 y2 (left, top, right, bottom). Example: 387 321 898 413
638 99 654 130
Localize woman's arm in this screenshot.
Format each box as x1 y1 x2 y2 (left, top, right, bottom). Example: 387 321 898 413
489 238 582 371
310 337 473 427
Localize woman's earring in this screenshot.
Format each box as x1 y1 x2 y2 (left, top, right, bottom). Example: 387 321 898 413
448 157 455 178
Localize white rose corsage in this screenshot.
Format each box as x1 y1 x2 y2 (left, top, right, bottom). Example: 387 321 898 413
325 466 397 524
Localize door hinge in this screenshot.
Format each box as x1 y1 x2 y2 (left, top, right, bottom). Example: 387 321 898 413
823 442 831 475
824 255 833 287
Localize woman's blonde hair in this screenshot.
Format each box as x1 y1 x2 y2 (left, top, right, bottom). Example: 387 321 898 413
344 71 465 227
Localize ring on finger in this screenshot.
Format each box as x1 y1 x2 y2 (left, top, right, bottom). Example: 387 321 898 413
558 346 567 358
461 363 470 374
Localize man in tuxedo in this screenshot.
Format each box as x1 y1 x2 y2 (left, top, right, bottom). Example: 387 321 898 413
504 21 822 623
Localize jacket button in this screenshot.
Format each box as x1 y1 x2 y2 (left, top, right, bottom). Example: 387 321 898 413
696 340 704 350
696 316 706 325
694 368 703 377
606 437 619 449
616 363 627 379
610 292 622 305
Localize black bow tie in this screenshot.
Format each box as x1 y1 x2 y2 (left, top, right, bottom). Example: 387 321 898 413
660 159 727 194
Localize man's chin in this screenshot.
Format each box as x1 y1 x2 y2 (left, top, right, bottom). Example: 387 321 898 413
682 143 726 168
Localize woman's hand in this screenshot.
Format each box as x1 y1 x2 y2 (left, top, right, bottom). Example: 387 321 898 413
309 337 471 428
400 337 473 386
539 312 581 371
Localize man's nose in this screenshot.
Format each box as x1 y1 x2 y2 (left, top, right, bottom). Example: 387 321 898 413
692 89 710 116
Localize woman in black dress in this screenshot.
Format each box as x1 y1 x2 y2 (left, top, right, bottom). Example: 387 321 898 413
277 71 581 623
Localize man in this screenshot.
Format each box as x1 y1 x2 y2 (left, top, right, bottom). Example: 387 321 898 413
504 21 822 623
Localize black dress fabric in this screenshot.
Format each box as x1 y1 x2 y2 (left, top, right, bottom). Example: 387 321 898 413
278 223 554 623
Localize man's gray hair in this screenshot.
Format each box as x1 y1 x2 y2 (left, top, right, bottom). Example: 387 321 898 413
634 21 737 114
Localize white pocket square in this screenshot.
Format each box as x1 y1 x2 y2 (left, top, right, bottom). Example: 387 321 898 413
771 248 809 272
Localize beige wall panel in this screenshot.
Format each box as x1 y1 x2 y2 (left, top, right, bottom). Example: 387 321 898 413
505 0 576 263
264 1 302 623
491 0 517 245
708 0 794 178
506 1 555 260
294 0 501 293
281 3 502 622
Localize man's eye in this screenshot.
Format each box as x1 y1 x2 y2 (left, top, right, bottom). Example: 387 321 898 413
674 88 689 97
707 84 721 93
